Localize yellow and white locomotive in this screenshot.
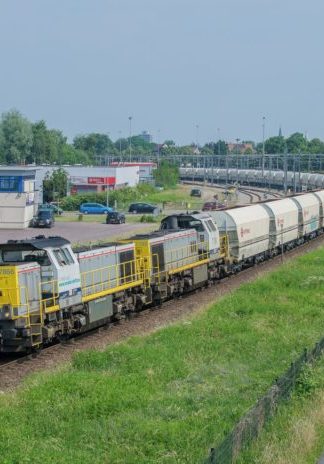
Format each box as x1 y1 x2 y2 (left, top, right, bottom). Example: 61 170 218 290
1 189 324 354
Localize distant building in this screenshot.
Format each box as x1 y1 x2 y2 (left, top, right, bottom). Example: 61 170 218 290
110 162 156 183
227 142 254 154
0 167 38 228
139 131 152 143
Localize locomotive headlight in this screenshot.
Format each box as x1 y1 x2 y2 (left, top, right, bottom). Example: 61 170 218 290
46 219 50 224
1 306 11 319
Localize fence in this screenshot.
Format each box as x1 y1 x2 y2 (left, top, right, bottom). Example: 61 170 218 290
206 336 324 463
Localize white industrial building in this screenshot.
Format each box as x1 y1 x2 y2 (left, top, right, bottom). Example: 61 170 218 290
109 162 156 183
0 164 140 229
0 167 38 229
35 165 140 197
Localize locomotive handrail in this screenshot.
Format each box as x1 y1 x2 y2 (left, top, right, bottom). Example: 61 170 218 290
164 240 210 273
40 279 60 313
80 257 144 300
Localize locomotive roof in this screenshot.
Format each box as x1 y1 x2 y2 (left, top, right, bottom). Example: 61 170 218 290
129 229 186 240
73 241 120 253
0 235 70 251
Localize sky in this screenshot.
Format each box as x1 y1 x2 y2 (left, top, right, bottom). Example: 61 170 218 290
0 0 323 145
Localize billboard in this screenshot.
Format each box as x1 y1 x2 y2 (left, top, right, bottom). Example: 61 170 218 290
88 177 115 185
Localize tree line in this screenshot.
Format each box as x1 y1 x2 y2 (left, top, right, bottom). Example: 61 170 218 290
0 109 324 165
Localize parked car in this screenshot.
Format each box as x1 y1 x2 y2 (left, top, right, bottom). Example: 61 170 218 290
39 203 63 215
106 211 126 224
190 188 202 197
32 209 55 228
79 203 113 214
202 201 218 211
128 203 160 214
202 201 226 211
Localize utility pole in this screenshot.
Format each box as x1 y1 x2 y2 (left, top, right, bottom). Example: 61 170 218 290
128 116 132 162
195 124 199 152
118 130 122 155
262 116 266 188
236 138 240 185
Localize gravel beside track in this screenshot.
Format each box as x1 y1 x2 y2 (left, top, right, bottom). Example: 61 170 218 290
1 234 324 392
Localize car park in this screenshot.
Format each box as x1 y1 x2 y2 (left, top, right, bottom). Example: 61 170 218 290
106 211 126 224
32 209 55 228
190 188 202 197
128 203 160 214
79 203 113 214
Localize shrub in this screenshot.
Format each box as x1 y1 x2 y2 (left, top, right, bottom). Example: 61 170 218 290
140 215 157 223
60 184 157 211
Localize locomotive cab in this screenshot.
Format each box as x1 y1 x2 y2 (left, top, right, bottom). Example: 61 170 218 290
0 236 82 352
160 213 220 258
0 236 82 311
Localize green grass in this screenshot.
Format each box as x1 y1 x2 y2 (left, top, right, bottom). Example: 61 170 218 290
56 213 164 224
143 185 192 203
238 358 324 464
57 185 201 220
1 250 324 463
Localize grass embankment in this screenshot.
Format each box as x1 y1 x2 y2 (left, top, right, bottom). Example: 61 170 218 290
238 358 324 464
56 184 196 223
56 213 164 224
1 250 324 463
59 184 196 214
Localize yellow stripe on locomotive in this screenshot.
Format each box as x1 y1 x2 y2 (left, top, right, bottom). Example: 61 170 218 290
124 229 210 287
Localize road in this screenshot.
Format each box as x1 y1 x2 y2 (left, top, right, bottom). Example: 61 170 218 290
0 221 157 245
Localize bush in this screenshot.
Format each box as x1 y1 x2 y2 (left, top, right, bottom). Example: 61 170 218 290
295 364 320 397
60 184 157 211
140 215 157 223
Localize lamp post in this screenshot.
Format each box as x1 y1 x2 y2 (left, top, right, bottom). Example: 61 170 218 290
128 116 132 162
195 124 199 153
118 131 122 156
236 138 240 185
106 181 109 207
217 128 221 156
262 116 266 186
157 129 160 164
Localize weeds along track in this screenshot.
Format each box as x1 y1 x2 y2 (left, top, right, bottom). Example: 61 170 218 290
1 233 324 392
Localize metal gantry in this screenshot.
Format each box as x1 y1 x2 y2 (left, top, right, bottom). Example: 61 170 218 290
95 152 324 173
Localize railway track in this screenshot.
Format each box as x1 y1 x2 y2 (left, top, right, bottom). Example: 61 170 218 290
183 179 281 204
1 231 324 392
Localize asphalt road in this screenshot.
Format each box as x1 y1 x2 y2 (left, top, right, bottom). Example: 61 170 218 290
0 221 157 245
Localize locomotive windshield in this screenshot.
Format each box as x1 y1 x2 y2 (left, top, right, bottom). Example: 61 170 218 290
1 249 51 266
177 218 204 231
161 215 204 232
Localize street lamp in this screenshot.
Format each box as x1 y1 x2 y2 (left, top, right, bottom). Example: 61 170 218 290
236 138 240 185
262 116 266 185
217 128 221 156
128 116 132 162
118 130 122 156
195 124 199 152
157 129 160 164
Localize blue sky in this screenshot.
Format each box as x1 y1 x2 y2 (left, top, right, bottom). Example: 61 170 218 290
0 0 323 145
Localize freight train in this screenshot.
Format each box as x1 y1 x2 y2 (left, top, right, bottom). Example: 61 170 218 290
0 189 324 353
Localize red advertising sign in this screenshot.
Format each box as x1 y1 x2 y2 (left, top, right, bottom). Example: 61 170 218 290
88 177 104 184
88 177 116 185
105 176 115 185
